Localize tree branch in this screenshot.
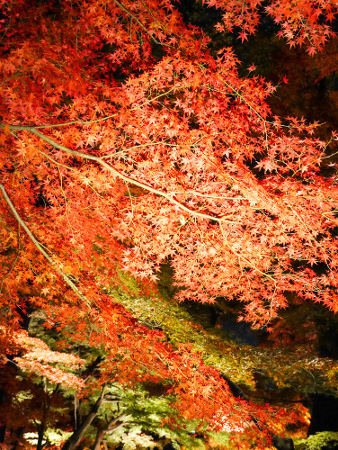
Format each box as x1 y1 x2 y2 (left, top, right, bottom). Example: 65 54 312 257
0 184 92 308
62 384 107 450
4 126 236 224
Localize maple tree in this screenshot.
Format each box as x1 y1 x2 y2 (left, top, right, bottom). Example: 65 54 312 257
1 0 338 448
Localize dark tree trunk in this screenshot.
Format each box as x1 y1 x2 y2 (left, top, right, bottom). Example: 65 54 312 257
0 387 7 443
0 425 5 443
36 423 45 450
62 386 106 450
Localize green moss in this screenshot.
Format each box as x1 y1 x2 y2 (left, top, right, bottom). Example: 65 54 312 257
109 270 338 395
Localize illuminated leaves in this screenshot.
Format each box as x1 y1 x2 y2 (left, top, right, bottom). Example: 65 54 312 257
10 329 85 389
0 0 338 445
204 0 337 53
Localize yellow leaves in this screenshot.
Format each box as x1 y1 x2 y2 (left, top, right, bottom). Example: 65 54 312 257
150 21 162 30
0 124 10 145
3 124 10 135
63 265 74 274
2 230 18 248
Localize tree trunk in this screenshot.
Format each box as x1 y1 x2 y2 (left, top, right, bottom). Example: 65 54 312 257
90 413 128 450
74 395 80 431
92 428 106 450
62 386 106 450
36 423 45 450
0 387 7 444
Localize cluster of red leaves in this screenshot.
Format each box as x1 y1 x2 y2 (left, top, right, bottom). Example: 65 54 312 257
0 0 337 442
205 0 337 54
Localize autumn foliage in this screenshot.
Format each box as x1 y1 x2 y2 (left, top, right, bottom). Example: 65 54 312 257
1 0 338 448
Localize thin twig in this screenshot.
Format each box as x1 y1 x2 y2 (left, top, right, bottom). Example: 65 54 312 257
17 87 179 129
111 0 174 49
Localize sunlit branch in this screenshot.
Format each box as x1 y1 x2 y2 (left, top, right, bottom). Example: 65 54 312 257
0 184 91 307
6 125 237 224
101 141 190 159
